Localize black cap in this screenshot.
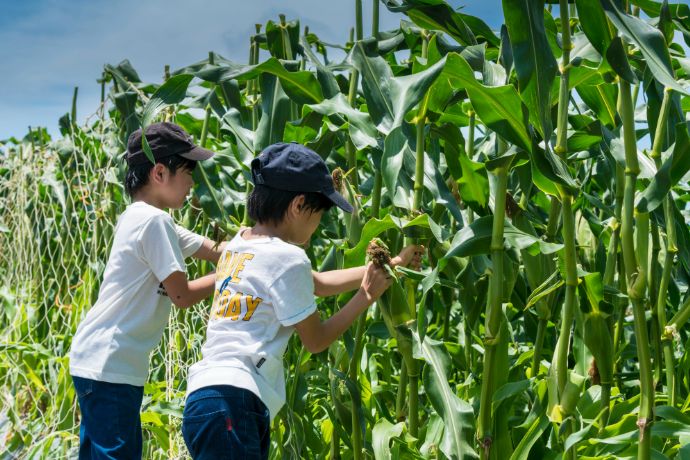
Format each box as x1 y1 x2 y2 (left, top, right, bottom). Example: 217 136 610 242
125 122 215 166
251 142 354 213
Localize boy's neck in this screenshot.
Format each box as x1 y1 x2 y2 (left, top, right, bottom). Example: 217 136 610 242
132 189 167 210
246 223 291 243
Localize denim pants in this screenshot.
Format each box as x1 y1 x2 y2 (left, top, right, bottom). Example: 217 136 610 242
182 385 270 460
71 375 144 460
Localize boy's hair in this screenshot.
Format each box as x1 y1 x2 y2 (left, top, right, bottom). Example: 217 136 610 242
247 184 334 225
124 155 197 197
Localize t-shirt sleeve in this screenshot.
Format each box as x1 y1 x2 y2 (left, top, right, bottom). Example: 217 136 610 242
269 256 317 327
175 224 205 258
138 214 186 282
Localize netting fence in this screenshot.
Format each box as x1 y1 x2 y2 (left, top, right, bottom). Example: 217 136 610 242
0 119 215 459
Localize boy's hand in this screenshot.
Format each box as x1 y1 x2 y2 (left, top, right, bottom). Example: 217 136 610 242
358 262 393 303
391 244 425 270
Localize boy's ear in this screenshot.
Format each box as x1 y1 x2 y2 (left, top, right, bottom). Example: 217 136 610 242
289 194 306 217
150 163 167 184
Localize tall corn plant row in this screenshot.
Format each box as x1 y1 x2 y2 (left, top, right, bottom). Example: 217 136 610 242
3 0 690 458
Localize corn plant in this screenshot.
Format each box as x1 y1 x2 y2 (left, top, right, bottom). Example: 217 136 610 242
2 0 690 459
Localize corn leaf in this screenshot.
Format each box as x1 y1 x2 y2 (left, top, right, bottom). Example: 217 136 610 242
443 215 563 259
412 330 478 460
348 38 447 135
601 0 689 94
254 74 290 152
503 0 559 140
636 123 690 213
372 418 405 460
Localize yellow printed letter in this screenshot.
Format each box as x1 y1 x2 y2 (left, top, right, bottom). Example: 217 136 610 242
243 295 263 321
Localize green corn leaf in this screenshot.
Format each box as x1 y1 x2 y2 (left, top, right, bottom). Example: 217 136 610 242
308 93 379 150
139 73 194 163
444 53 532 151
503 0 559 140
177 56 324 105
636 123 690 213
606 36 638 84
372 418 405 460
264 18 300 60
509 414 549 460
221 109 256 163
575 0 614 58
601 0 688 95
576 83 619 128
344 214 443 268
254 73 290 152
412 330 478 460
492 379 532 415
140 74 194 128
524 270 563 311
443 215 563 259
382 124 464 221
582 312 615 386
457 149 490 209
445 53 578 192
112 90 141 140
383 0 499 47
299 35 342 99
348 38 447 135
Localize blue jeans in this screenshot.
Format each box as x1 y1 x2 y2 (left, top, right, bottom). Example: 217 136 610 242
71 375 144 459
182 385 270 460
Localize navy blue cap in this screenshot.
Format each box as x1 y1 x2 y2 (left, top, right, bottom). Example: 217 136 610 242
125 122 215 166
251 142 354 213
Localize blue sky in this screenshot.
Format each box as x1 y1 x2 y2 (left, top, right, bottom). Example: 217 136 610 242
0 0 504 142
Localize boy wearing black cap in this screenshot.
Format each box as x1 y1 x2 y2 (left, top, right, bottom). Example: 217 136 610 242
181 142 422 459
69 122 225 459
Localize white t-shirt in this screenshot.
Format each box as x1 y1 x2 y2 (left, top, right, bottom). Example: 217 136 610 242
69 201 204 386
186 231 316 420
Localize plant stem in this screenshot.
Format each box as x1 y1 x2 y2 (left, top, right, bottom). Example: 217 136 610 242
553 4 577 456
619 79 653 460
650 88 677 406
349 311 366 460
372 0 379 38
370 0 383 219
194 52 236 232
478 154 511 459
531 318 547 377
348 4 365 458
71 87 79 129
371 170 382 218
530 200 561 378
395 360 408 421
668 296 690 330
242 26 261 226
403 30 430 441
466 110 476 224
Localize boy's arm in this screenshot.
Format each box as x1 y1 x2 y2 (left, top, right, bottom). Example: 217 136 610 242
193 239 228 264
312 266 366 297
295 263 391 353
312 244 424 297
162 271 216 308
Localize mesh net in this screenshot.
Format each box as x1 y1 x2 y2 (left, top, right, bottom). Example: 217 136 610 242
0 120 215 459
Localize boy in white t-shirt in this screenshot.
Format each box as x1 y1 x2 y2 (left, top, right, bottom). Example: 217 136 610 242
182 142 423 459
69 122 227 459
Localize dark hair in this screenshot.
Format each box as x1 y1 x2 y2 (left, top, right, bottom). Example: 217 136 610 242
247 184 334 225
124 155 197 197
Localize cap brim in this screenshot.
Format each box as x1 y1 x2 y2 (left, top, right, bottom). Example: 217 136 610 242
180 145 215 162
325 189 354 213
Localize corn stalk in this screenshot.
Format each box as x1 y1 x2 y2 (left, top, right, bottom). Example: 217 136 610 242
478 141 511 459
619 79 653 460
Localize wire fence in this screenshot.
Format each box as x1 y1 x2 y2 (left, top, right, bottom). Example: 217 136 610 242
0 121 215 459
